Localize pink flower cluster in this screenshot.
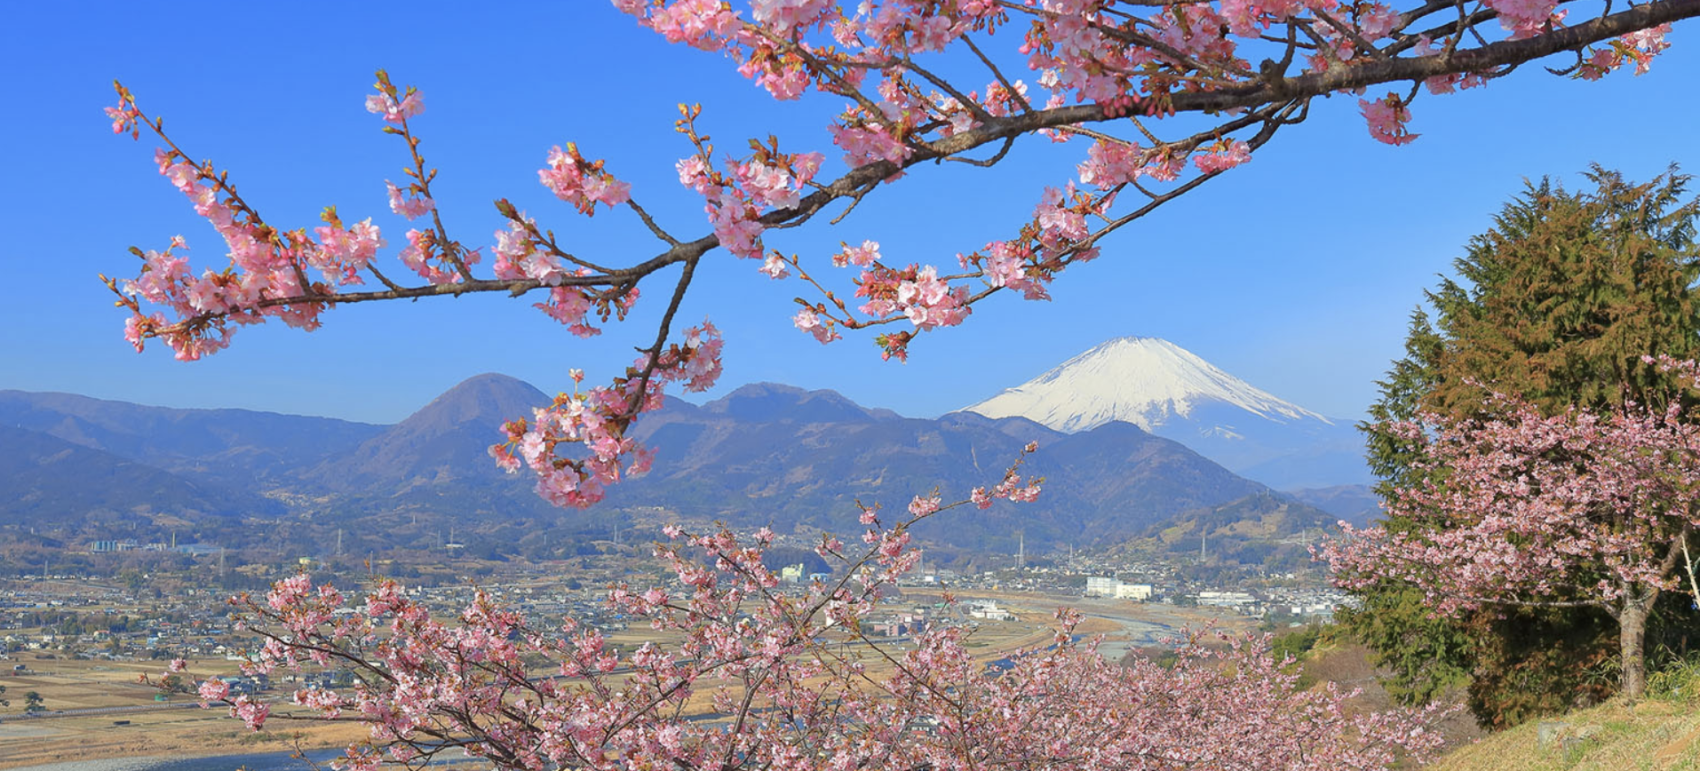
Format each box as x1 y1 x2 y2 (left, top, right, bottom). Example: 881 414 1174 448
540 143 633 216
749 0 834 35
118 146 395 359
104 88 141 139
1482 0 1565 38
679 148 823 276
856 264 971 330
1359 94 1419 146
365 90 424 123
1077 140 1186 188
793 306 840 344
490 322 722 508
397 227 472 285
625 0 741 50
1219 0 1314 38
1034 185 1089 249
385 180 435 220
1194 140 1253 174
1578 24 1675 79
974 239 1049 300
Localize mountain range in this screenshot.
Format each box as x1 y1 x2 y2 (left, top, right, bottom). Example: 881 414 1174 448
0 337 1376 560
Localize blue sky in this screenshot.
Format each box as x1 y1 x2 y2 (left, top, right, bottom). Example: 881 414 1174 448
2 3 1696 425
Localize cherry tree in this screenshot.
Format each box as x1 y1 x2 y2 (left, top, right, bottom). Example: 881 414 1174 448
1324 362 1700 701
172 455 1449 770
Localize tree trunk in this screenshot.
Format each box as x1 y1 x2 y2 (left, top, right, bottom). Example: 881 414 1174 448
1620 600 1648 702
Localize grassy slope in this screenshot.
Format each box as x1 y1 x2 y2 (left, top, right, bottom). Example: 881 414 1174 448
1295 637 1700 770
1433 699 1700 771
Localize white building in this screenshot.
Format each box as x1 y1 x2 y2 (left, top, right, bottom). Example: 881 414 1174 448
1196 591 1257 609
1084 576 1120 597
966 600 1017 622
1114 583 1154 600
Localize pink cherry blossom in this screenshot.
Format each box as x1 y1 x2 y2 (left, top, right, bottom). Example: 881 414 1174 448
793 306 840 343
1360 94 1419 145
365 91 424 123
540 144 632 215
1194 140 1253 174
386 181 435 220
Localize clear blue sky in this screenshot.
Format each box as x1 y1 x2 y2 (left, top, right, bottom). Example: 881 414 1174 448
2 3 1696 425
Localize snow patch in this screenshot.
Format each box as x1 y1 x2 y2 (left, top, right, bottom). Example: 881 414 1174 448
962 336 1331 434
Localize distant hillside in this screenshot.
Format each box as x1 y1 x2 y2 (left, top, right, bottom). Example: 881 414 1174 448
1107 490 1338 567
0 389 382 489
1287 484 1382 527
0 425 277 528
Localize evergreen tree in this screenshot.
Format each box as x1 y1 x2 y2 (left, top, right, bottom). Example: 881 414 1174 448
1348 165 1700 726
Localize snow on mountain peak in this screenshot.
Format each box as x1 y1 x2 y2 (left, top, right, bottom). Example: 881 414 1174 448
962 336 1330 434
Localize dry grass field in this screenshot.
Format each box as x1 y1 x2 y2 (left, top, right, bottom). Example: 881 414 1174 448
0 656 365 769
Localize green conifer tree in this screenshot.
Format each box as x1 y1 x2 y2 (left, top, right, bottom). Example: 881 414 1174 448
1347 165 1700 727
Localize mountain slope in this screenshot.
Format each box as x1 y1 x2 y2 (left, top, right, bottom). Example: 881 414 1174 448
0 425 276 527
0 389 382 488
302 373 564 519
961 337 1371 489
1288 483 1382 527
610 383 1274 552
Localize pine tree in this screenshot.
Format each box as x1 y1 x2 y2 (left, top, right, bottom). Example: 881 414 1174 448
1347 165 1700 726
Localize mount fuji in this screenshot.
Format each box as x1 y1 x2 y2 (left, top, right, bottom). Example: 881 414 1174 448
961 337 1371 489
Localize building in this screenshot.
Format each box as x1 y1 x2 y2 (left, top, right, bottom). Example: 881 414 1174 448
1084 576 1120 597
1114 583 1154 601
966 600 1016 622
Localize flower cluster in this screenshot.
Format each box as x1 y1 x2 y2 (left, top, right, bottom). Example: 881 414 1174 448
1578 24 1676 79
540 143 633 215
489 321 722 508
855 264 971 330
1359 94 1419 146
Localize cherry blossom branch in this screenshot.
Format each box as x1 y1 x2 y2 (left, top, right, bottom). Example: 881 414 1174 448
107 0 1697 509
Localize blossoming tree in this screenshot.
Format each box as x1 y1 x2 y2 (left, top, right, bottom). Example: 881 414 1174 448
171 465 1449 770
1325 366 1700 701
107 1 1699 766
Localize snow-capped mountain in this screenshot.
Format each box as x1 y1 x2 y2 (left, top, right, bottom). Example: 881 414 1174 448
962 337 1371 489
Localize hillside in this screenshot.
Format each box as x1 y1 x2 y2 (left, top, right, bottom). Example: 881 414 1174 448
1433 697 1700 769
0 425 278 526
